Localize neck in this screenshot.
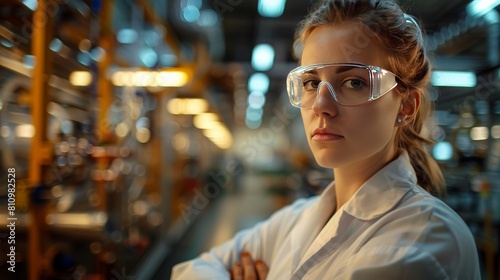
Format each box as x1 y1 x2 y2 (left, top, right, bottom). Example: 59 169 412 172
333 146 399 212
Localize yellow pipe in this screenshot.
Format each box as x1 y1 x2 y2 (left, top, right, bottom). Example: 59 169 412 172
28 0 54 279
95 0 114 211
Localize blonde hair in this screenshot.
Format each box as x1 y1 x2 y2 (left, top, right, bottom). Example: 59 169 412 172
296 0 446 196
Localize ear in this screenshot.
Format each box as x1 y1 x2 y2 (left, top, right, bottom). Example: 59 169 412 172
397 90 420 125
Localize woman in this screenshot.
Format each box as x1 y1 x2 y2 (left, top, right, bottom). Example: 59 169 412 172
172 0 480 279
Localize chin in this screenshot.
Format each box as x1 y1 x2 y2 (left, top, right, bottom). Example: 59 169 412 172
312 151 347 169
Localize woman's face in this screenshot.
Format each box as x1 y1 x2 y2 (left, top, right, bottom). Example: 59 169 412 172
300 22 402 169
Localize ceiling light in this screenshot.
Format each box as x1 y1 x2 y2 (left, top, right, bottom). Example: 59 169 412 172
193 113 220 129
197 10 219 26
117 29 138 44
77 52 91 66
248 91 266 109
248 73 270 93
252 44 275 71
23 55 35 68
139 47 158 68
90 47 105 62
470 126 489 140
49 38 63 52
246 118 262 129
0 39 13 48
132 71 156 87
182 5 200 22
432 142 453 161
22 0 38 11
492 125 500 139
258 0 286 18
111 69 190 88
70 71 92 87
246 107 263 121
167 98 209 115
431 71 477 87
467 0 500 18
156 71 189 87
15 124 35 138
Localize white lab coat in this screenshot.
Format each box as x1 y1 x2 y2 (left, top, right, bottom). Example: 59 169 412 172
171 151 481 279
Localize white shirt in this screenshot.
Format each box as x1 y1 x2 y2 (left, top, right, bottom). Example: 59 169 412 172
171 151 481 279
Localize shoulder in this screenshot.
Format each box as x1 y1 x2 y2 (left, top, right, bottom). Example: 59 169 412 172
366 185 480 279
397 186 474 243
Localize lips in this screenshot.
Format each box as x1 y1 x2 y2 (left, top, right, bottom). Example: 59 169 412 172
311 128 344 141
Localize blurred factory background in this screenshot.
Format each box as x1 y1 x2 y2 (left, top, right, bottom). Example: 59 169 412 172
0 0 499 279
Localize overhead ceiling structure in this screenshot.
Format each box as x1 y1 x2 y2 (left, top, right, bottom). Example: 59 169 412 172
0 0 499 130
212 0 500 125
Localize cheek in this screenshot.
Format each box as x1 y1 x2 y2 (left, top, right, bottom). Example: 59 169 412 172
300 110 311 130
346 102 398 141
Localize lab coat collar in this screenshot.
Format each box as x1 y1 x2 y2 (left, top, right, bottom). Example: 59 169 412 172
291 151 418 277
342 149 417 221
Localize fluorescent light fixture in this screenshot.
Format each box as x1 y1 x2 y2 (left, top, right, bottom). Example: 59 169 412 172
182 5 200 22
111 70 190 87
466 0 500 18
248 73 270 93
77 52 91 66
136 127 151 143
432 141 453 161
167 98 209 115
202 126 233 150
0 39 13 48
492 125 500 139
70 71 92 86
198 10 219 26
15 124 35 138
248 91 266 109
193 113 220 129
115 123 129 138
484 9 500 23
246 107 263 121
22 0 38 11
156 71 189 87
252 44 275 71
246 118 262 129
23 55 35 68
90 47 105 62
470 126 489 140
116 29 138 44
258 0 286 17
46 213 107 227
431 71 477 87
49 38 63 52
132 71 156 87
139 47 158 68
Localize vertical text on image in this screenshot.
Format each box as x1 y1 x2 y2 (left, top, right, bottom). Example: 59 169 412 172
7 168 16 273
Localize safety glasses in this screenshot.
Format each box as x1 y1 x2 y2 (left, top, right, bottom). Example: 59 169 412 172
286 63 399 108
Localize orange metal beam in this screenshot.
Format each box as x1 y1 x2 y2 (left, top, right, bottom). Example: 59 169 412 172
28 0 54 279
134 0 184 62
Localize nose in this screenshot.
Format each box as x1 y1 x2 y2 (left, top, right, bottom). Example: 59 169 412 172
311 81 339 117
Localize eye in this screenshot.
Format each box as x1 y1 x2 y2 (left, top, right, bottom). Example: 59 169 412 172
303 80 320 91
342 79 366 89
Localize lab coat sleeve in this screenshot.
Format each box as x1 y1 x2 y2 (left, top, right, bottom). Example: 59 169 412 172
171 197 315 279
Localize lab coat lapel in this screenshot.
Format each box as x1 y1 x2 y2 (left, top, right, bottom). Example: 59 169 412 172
292 150 416 277
289 182 337 271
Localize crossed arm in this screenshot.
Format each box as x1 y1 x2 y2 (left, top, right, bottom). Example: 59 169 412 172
228 252 268 280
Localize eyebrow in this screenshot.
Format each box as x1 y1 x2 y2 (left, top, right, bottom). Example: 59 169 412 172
302 65 359 75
